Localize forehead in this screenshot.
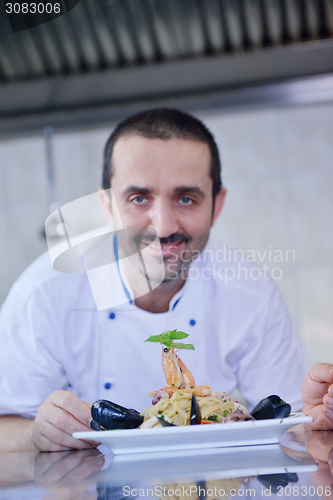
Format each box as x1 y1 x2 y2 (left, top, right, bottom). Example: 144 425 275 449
111 135 211 189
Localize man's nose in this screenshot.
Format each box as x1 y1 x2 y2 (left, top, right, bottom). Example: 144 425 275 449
150 200 179 239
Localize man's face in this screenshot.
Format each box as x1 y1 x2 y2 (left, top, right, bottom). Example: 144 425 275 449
101 135 225 285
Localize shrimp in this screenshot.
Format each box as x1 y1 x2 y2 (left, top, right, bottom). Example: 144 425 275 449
161 347 196 388
157 346 211 399
177 357 195 388
162 347 182 388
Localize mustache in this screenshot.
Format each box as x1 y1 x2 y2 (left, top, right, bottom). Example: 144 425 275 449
159 233 190 245
134 232 190 246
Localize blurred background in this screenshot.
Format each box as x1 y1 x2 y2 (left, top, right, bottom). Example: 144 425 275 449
0 0 332 363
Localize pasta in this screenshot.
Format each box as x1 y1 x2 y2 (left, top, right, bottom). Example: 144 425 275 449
142 392 240 426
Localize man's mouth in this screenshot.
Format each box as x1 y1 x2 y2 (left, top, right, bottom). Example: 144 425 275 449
140 237 188 258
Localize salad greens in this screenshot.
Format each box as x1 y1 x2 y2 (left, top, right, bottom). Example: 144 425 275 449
144 329 195 350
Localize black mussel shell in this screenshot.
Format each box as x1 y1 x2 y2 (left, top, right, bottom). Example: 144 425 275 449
91 400 144 430
190 393 202 425
267 395 284 407
250 398 275 420
274 402 291 419
128 408 141 414
157 417 176 427
90 419 104 431
251 395 291 420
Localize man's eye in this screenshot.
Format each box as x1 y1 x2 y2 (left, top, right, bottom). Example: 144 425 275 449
179 197 193 205
132 196 147 204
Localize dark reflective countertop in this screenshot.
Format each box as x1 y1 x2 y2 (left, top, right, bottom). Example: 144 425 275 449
0 425 332 500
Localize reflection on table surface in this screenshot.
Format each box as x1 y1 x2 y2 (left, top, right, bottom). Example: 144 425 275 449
0 425 332 500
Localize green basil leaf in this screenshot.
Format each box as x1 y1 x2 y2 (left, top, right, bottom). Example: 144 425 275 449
144 335 164 343
171 342 195 350
169 330 189 340
144 331 194 351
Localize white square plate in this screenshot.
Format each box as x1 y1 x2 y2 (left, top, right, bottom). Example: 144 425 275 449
73 413 313 455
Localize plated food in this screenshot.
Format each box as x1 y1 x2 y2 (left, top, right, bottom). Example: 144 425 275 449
90 330 291 431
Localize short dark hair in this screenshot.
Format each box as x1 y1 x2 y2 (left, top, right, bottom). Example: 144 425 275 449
102 107 222 201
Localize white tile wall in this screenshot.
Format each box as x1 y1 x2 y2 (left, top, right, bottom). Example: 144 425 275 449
75 128 111 194
274 266 305 341
3 199 49 288
0 135 49 290
1 136 48 204
0 103 332 365
211 173 294 266
201 108 286 179
53 128 111 206
288 170 333 265
283 103 333 171
298 264 333 362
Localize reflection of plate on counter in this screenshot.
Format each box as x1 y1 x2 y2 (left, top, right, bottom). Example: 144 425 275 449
74 413 312 455
98 443 317 487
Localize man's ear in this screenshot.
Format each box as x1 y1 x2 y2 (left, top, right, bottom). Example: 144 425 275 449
211 187 227 227
98 188 115 227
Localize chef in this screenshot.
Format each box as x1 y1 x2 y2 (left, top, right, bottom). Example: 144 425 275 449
0 108 311 452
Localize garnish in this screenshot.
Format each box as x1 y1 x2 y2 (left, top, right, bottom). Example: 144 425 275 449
224 410 228 417
144 329 195 350
207 414 218 422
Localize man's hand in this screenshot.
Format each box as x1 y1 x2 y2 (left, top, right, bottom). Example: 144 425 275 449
302 363 333 431
33 390 99 452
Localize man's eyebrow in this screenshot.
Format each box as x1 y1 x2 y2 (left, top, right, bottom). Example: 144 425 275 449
122 186 205 198
173 186 205 198
122 186 153 196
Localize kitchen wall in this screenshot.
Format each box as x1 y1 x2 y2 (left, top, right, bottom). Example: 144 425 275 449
0 101 332 363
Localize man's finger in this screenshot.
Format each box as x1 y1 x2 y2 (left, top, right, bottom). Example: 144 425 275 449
323 405 333 425
51 391 92 427
324 393 333 410
45 406 100 448
309 364 333 384
42 421 97 451
46 405 92 438
34 433 70 453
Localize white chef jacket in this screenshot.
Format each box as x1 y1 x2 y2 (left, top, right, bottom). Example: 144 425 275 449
0 238 310 417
